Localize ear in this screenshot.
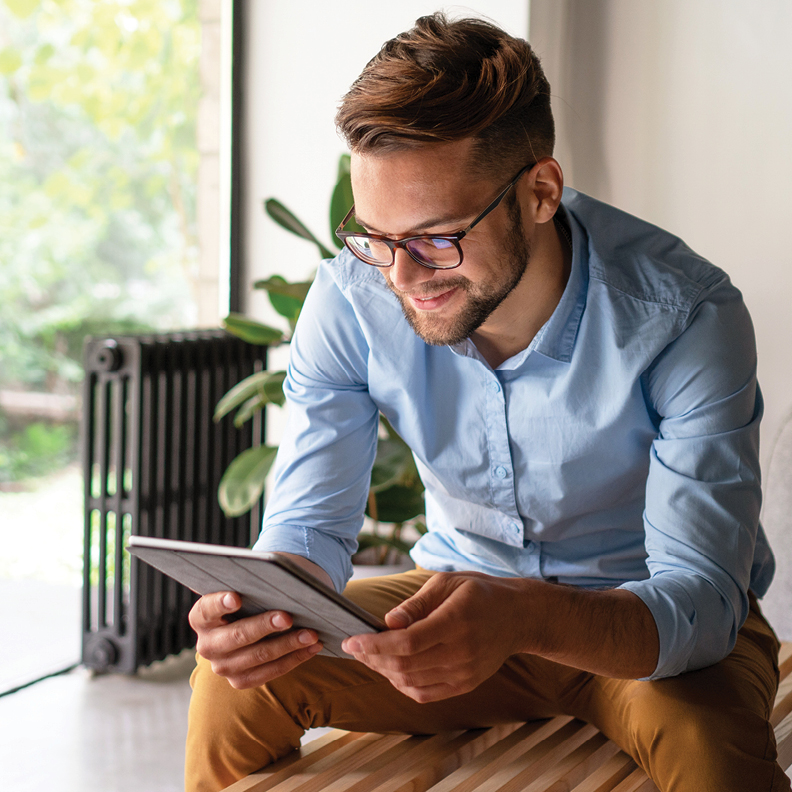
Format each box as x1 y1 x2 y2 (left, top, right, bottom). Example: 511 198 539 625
523 157 564 224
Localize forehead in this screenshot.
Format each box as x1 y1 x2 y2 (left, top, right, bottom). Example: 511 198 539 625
350 140 495 234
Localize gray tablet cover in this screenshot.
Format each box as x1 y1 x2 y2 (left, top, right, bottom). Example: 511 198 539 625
127 537 385 659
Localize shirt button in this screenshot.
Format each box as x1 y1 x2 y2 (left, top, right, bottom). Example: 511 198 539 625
494 466 508 479
488 380 500 393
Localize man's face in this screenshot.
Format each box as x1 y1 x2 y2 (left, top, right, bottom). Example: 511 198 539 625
350 140 531 347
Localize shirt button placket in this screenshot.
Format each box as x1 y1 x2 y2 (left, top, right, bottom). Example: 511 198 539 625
485 374 520 545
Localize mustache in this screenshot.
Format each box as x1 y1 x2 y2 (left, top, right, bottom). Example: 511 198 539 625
386 277 470 299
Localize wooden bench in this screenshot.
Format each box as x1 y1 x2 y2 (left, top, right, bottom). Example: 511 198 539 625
224 642 792 792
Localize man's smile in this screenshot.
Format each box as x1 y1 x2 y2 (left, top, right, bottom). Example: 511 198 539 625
407 286 460 311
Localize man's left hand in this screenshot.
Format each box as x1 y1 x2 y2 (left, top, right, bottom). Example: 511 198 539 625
341 571 527 703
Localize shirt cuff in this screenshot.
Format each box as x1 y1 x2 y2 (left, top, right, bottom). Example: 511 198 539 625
252 524 353 593
619 573 739 679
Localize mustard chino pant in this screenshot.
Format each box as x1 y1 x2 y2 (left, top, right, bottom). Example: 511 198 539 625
186 569 789 792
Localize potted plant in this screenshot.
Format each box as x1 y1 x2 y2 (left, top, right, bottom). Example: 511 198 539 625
214 154 426 568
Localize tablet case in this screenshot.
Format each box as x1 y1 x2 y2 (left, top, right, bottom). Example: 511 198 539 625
127 536 386 659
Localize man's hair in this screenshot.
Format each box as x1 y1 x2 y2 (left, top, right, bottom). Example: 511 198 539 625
335 13 555 182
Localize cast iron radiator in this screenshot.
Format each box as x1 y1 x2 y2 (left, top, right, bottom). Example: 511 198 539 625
81 330 268 673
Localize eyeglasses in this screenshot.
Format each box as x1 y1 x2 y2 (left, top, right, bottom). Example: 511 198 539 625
335 163 534 270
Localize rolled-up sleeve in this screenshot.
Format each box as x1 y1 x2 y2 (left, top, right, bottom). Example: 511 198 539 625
619 278 763 679
252 263 379 593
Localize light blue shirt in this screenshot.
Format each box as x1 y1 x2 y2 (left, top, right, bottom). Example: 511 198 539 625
254 188 775 680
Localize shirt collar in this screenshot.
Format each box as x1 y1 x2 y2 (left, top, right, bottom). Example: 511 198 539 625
449 195 589 368
530 199 589 364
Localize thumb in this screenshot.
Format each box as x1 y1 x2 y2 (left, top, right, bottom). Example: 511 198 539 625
384 574 450 629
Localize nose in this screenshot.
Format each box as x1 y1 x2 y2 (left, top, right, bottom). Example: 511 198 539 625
388 247 435 293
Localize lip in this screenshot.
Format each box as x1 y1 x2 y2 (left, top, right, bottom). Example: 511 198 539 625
408 286 458 311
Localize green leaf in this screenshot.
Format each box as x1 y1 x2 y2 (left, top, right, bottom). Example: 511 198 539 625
336 153 351 181
251 277 313 328
260 274 305 323
366 484 425 524
218 445 278 517
214 370 286 422
264 198 335 259
5 0 38 19
329 172 353 250
370 438 414 493
34 43 55 65
0 48 23 76
234 394 265 427
223 313 284 345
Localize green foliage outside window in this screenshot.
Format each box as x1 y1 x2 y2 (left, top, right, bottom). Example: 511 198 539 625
0 0 200 482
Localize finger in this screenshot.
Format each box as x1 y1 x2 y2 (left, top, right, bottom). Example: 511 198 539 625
344 611 445 657
196 609 294 659
211 626 321 677
189 591 242 631
384 573 457 629
348 642 448 677
227 641 324 689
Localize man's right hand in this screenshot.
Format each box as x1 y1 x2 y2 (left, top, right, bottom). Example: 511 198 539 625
189 591 323 689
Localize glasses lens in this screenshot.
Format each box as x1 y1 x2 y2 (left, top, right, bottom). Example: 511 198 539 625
345 235 393 265
405 237 460 268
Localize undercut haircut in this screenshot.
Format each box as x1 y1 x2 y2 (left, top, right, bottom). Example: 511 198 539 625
335 12 555 183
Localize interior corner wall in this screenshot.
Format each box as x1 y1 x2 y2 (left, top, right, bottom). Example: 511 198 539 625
529 0 792 471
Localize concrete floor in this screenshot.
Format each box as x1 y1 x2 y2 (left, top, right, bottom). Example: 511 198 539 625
0 651 196 792
0 647 331 792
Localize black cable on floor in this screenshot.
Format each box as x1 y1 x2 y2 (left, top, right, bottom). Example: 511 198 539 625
0 663 80 699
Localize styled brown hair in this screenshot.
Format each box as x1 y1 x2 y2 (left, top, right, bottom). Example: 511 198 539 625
336 13 555 181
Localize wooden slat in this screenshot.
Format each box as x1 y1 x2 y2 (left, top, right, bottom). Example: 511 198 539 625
385 728 527 792
778 641 792 675
223 731 367 792
227 642 791 792
775 710 792 771
772 686 792 729
274 733 412 792
330 726 518 792
567 753 638 792
320 732 459 792
224 732 407 792
474 721 598 792
428 719 571 792
522 734 618 792
609 768 659 792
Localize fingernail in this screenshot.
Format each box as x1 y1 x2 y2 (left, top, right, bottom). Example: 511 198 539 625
272 613 288 628
223 594 236 610
388 608 411 627
298 630 315 645
342 637 361 654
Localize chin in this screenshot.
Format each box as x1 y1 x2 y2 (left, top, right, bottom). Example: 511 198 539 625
400 302 480 347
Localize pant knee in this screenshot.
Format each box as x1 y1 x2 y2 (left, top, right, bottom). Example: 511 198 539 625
623 685 783 792
185 655 304 792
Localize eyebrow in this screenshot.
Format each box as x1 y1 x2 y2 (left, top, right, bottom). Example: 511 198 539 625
353 211 474 236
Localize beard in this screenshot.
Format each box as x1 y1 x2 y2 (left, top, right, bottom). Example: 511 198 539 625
385 199 530 347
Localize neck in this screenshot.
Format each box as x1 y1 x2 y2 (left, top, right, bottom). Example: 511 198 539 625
471 217 571 369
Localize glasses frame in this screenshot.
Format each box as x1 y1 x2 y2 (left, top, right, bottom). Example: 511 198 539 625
335 163 534 270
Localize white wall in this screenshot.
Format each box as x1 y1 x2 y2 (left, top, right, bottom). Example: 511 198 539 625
529 0 792 470
241 1 529 319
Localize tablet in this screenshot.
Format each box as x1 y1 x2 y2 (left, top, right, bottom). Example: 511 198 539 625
127 536 386 659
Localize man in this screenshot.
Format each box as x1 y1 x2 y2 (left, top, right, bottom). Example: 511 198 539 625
186 13 786 792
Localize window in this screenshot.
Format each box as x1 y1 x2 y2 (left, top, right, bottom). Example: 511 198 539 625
0 0 225 692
